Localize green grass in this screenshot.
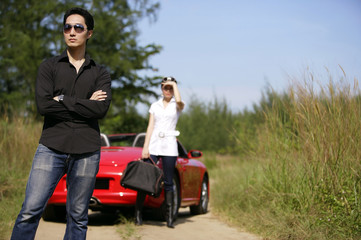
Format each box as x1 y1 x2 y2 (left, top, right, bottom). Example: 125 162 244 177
116 214 142 240
208 75 361 239
0 116 41 238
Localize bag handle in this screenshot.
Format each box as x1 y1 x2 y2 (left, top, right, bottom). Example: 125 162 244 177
148 156 157 166
141 157 157 166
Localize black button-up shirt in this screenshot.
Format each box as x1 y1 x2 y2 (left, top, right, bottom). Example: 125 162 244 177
35 50 112 154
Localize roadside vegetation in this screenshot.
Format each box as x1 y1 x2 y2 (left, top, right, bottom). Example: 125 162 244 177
185 70 360 240
0 116 41 238
1 69 360 239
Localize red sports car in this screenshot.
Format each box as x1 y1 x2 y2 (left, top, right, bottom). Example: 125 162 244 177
42 133 209 221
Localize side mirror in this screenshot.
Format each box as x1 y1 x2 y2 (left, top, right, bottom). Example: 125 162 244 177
188 150 203 159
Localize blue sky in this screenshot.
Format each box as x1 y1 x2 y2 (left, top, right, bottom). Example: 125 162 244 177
138 0 361 112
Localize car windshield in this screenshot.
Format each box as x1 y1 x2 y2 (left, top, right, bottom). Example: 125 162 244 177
107 134 136 147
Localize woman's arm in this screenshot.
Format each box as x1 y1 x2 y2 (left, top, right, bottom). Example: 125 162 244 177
163 81 184 111
142 113 155 159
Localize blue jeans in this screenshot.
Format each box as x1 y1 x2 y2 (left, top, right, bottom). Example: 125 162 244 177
11 144 100 240
149 155 177 192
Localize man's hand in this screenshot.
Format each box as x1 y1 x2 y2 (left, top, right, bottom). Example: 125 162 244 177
53 95 63 102
90 90 107 101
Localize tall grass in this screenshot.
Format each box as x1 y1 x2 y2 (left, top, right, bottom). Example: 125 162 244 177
210 72 361 239
0 116 41 238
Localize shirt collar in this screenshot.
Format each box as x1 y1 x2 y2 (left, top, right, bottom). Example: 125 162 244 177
158 97 175 102
155 97 175 106
58 49 93 66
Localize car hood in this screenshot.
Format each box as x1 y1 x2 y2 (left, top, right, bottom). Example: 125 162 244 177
100 146 142 167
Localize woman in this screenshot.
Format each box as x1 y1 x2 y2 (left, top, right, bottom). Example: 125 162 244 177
135 76 185 228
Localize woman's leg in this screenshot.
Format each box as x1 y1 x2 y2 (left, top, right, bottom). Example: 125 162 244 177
160 155 177 228
134 191 146 225
160 155 176 192
134 156 159 225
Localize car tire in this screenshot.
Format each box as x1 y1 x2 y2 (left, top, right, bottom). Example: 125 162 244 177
42 205 66 222
190 176 209 215
154 175 180 221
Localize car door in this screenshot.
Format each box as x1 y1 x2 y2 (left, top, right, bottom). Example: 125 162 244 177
176 141 201 202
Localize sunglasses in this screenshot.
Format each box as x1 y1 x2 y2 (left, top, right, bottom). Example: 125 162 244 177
162 85 173 91
162 77 177 83
63 24 86 34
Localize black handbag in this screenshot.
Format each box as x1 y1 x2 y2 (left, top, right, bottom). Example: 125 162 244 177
120 158 164 197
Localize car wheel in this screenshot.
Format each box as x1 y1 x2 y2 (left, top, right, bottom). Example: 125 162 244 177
154 175 180 221
42 205 66 222
190 176 209 215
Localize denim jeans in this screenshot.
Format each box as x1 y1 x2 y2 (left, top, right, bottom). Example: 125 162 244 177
11 144 100 240
149 155 177 192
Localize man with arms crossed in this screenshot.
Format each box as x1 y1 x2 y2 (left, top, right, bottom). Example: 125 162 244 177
11 7 111 240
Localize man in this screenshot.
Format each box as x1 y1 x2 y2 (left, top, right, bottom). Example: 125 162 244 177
11 7 111 240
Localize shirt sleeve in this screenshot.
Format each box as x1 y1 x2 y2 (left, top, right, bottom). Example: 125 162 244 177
35 59 74 120
149 102 155 115
61 67 112 119
35 60 112 121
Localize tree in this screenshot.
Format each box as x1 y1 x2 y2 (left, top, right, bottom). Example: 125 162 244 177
0 0 161 132
88 0 162 132
0 0 65 115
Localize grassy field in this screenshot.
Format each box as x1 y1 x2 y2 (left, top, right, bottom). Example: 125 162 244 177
0 116 41 239
208 77 361 239
1 73 360 239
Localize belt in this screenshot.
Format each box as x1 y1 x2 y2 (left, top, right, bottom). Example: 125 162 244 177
157 130 180 138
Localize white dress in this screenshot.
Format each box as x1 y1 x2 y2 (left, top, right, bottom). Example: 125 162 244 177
148 97 184 156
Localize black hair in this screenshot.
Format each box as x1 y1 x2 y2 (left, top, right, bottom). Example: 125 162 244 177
63 7 94 30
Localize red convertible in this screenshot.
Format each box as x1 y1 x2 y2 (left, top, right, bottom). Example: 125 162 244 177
43 133 209 221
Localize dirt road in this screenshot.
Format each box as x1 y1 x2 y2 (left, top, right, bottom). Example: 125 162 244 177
35 208 261 240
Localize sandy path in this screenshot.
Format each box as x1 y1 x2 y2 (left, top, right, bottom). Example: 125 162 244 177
35 208 261 240
138 208 261 240
35 212 120 240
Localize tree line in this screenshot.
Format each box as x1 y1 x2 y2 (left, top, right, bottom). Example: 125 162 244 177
0 0 161 132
